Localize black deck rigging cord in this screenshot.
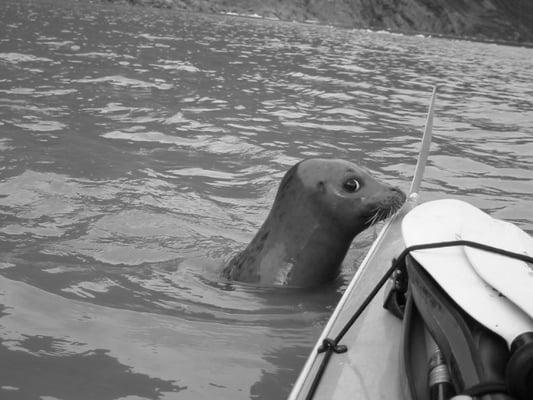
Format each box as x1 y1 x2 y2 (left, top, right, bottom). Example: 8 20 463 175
304 240 533 400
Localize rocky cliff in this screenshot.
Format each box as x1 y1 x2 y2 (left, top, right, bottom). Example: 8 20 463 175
120 0 533 44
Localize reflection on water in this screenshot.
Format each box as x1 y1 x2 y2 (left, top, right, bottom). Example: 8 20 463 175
0 335 185 400
0 0 532 398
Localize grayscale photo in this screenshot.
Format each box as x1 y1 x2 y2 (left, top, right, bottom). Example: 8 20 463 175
1 1 532 399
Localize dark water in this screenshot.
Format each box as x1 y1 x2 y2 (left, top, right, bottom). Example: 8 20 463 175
0 0 532 399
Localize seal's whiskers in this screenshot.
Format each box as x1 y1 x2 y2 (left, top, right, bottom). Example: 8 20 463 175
366 208 382 226
367 204 398 227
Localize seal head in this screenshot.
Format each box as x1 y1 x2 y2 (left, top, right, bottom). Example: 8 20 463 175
223 158 405 287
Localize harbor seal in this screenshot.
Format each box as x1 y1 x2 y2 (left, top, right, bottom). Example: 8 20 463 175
222 158 406 287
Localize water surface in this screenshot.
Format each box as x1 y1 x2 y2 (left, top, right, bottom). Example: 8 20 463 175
0 0 532 399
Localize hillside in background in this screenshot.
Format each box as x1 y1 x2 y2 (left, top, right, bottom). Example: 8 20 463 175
116 0 533 44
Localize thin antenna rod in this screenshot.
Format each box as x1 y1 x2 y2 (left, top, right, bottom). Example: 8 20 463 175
409 86 437 195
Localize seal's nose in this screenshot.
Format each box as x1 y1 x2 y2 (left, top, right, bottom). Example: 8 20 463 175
390 186 407 202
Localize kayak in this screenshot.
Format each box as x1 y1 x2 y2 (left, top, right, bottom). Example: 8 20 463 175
288 197 533 400
288 88 533 400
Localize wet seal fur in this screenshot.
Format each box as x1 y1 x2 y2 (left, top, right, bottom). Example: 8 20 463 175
222 158 406 287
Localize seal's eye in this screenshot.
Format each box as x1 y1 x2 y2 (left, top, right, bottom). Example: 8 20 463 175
343 178 361 192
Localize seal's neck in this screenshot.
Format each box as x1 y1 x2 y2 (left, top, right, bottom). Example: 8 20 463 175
256 207 352 286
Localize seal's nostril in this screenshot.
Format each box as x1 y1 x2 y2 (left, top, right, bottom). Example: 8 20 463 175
390 187 407 202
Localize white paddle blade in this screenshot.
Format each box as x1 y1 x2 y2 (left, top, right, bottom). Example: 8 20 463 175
462 219 533 319
401 199 533 345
